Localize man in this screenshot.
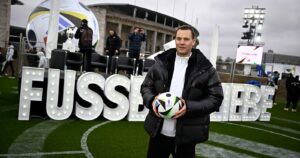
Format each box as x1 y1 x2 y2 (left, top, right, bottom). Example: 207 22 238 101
37 48 47 68
285 74 299 112
1 45 15 77
284 73 294 111
141 25 224 158
105 30 121 57
128 27 146 61
105 30 121 73
291 76 300 112
0 47 5 72
271 71 280 104
75 19 93 72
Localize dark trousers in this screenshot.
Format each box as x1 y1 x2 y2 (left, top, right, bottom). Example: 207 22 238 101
273 90 277 102
129 50 140 74
80 48 92 72
292 98 299 109
106 51 116 74
147 134 196 158
286 93 299 109
1 61 14 76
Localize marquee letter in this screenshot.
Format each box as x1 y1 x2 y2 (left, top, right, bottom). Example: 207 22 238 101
128 75 148 121
18 67 44 120
229 84 245 121
242 84 261 121
46 69 76 120
76 72 105 120
210 83 231 121
258 85 275 121
103 74 130 121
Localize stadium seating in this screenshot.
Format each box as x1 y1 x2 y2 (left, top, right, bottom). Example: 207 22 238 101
66 52 83 71
91 53 109 74
140 58 155 74
26 54 39 67
114 56 136 75
49 49 67 70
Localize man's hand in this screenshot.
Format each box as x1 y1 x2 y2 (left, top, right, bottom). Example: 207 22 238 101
173 99 186 119
134 28 139 33
152 96 161 118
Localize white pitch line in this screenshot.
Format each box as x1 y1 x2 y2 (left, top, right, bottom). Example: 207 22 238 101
0 104 18 112
209 131 300 158
0 106 17 112
196 143 256 158
250 121 300 135
11 86 18 90
81 121 111 158
8 120 72 158
10 90 19 94
272 117 300 125
0 150 84 157
223 122 300 142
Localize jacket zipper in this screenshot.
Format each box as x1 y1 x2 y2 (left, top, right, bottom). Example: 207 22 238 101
177 69 208 143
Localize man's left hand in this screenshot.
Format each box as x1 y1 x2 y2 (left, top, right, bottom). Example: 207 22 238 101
173 99 186 119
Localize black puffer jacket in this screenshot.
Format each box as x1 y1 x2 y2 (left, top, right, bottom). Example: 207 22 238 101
105 34 121 53
141 48 223 145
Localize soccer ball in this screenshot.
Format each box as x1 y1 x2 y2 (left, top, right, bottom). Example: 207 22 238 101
26 0 100 49
155 92 182 119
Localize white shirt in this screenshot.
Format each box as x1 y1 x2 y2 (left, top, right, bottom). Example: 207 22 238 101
6 47 14 61
37 51 48 68
160 52 191 137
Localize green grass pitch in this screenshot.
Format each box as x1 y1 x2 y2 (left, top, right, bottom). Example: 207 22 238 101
0 76 299 157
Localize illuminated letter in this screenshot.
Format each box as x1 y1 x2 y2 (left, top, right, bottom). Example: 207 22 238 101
128 75 148 121
229 84 245 121
211 83 231 121
76 72 105 120
18 67 44 120
242 84 261 121
103 74 130 121
46 69 76 120
258 85 275 121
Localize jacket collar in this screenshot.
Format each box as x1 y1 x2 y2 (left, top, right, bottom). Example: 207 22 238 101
155 48 212 72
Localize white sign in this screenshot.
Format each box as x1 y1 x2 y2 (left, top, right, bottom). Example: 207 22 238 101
236 46 263 65
18 67 274 121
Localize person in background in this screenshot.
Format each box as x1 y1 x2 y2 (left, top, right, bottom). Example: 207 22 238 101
284 73 299 112
105 30 121 57
37 48 47 68
0 47 5 72
141 25 223 158
30 47 37 54
284 75 300 112
105 29 121 73
75 19 93 72
1 45 15 77
128 27 146 62
268 71 280 105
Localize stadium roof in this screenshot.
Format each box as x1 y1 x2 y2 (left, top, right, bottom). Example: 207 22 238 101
87 3 200 36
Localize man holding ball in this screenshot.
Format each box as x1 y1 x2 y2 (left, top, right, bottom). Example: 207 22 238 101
141 25 224 158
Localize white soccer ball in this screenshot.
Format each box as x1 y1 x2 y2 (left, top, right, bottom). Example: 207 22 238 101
155 92 182 119
26 0 99 49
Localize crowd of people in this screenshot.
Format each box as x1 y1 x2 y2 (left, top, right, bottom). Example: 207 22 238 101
74 19 146 73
